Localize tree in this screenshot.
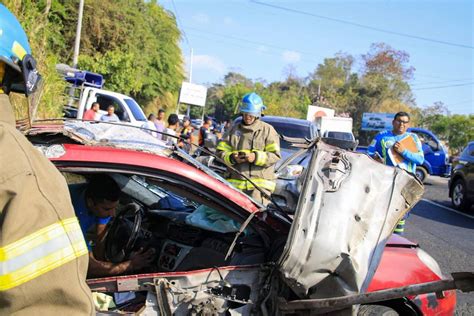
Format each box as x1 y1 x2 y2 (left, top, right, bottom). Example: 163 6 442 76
5 0 185 117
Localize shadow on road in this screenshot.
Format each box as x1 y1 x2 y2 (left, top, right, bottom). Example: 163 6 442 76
411 200 474 230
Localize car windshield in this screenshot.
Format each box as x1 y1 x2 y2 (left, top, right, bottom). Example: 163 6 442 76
263 121 312 150
124 98 147 121
325 131 354 141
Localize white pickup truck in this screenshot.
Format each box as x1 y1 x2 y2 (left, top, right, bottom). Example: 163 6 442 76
58 64 147 127
314 116 358 150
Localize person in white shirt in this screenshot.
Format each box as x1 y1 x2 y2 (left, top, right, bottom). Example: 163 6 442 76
163 114 179 144
142 113 158 137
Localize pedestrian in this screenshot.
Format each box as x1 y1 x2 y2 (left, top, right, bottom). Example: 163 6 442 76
0 4 94 314
216 92 281 205
154 109 166 140
367 111 424 235
219 119 232 139
142 113 158 137
198 116 213 148
163 113 179 144
100 105 120 122
83 102 101 121
178 116 194 152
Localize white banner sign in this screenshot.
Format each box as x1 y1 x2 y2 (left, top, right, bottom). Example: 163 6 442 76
306 105 335 121
179 82 207 107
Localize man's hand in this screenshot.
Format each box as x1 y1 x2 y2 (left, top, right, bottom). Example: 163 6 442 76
246 152 256 163
129 248 155 271
372 153 384 163
232 152 247 164
393 141 406 154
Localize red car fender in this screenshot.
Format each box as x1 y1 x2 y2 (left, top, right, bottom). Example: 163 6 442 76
369 245 456 315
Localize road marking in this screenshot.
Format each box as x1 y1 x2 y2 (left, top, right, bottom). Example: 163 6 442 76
421 199 474 219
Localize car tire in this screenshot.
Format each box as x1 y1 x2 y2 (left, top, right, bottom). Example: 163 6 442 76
358 305 398 316
415 167 428 183
451 179 471 211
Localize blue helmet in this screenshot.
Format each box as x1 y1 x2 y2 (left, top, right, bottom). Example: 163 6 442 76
240 92 266 117
0 4 41 95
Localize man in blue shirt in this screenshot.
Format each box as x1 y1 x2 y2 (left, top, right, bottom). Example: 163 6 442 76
70 175 154 277
367 111 424 234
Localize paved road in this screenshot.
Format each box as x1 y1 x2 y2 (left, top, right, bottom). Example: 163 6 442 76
404 176 474 315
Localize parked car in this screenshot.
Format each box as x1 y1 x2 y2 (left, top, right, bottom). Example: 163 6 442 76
24 121 459 315
449 141 474 211
408 128 451 182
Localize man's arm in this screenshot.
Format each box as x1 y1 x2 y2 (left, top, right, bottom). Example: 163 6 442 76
367 134 384 163
216 129 237 166
398 134 424 165
250 127 281 168
87 248 155 278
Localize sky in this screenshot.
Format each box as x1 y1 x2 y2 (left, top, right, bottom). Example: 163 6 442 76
160 0 473 115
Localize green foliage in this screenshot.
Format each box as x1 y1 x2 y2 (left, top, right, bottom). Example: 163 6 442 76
4 0 68 118
4 0 184 118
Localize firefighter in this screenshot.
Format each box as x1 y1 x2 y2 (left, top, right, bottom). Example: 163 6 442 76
216 92 281 205
0 4 94 314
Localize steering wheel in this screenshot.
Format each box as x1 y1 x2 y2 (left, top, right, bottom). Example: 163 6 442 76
105 203 143 263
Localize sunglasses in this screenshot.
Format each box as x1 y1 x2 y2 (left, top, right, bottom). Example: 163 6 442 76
395 119 410 124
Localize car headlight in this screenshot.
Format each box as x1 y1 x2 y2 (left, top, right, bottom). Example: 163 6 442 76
277 164 304 180
35 144 66 158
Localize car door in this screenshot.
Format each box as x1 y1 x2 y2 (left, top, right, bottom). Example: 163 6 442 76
464 143 474 199
278 141 424 298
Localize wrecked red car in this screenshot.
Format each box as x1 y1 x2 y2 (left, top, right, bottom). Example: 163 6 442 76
26 121 459 315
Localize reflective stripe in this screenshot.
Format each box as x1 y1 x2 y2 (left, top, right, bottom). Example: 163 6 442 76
254 150 267 166
394 219 406 234
12 41 27 60
217 141 233 152
223 152 233 165
265 143 279 153
0 217 88 291
227 178 276 192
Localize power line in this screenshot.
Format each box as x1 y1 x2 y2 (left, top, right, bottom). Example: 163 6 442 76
410 78 473 87
186 32 321 67
412 82 474 90
185 26 323 59
170 0 190 47
250 0 474 49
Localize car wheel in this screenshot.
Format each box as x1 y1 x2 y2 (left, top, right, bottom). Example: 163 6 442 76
415 167 428 183
358 305 398 316
451 179 471 211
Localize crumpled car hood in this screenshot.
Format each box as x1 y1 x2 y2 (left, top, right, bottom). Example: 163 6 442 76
278 141 424 298
28 120 173 156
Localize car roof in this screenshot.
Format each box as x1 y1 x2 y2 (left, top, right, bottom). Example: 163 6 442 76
234 115 314 127
261 115 314 126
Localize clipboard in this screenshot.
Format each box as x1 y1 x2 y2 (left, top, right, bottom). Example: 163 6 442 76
388 134 418 166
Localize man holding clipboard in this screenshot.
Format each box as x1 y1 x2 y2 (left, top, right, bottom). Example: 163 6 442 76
367 112 424 234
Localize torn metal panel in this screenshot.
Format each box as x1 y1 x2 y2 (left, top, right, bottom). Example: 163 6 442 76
278 141 424 298
28 121 173 156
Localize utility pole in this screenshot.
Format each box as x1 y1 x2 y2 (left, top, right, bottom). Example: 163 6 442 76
68 0 84 106
186 48 193 118
72 0 84 69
